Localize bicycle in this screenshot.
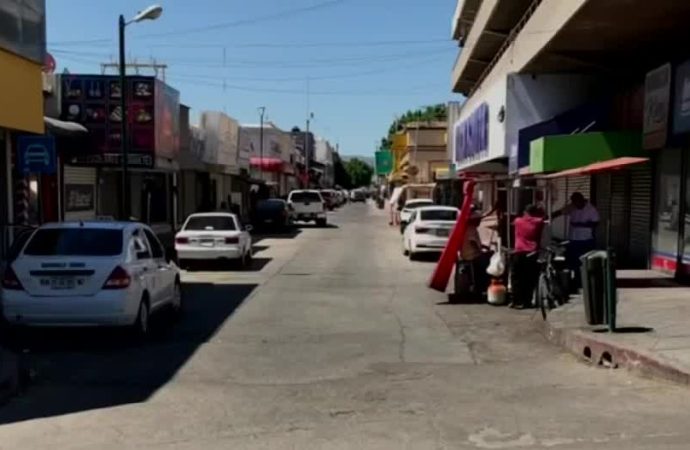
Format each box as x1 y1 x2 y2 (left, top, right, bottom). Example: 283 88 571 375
534 241 570 320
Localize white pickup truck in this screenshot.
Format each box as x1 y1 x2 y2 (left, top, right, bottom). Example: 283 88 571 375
287 190 327 227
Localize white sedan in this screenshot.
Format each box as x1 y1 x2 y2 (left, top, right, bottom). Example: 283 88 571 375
399 198 435 232
175 212 253 268
402 206 459 260
1 221 182 336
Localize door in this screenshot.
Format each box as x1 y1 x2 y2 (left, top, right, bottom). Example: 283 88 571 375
143 227 176 304
130 231 159 306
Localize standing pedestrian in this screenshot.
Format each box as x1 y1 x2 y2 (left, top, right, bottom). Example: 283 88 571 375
510 205 546 309
555 192 600 288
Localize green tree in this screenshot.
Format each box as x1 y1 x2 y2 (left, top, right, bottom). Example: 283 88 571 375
383 103 447 144
345 158 374 188
333 154 353 189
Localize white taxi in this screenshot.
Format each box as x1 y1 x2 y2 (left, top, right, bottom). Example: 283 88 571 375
1 221 182 335
175 212 253 268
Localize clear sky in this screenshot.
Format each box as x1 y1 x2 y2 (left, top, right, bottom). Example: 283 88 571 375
46 0 462 156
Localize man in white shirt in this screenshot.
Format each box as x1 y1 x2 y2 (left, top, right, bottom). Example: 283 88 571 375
556 192 600 286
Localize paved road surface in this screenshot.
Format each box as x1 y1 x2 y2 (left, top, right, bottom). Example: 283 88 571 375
1 203 690 449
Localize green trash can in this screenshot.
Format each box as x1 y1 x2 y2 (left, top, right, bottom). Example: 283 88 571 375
580 250 608 325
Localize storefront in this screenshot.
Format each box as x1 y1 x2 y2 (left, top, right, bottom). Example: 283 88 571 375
648 60 690 276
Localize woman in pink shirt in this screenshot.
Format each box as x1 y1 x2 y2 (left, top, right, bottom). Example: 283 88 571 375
510 205 545 309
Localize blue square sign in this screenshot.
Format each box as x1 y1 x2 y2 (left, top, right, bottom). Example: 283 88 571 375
17 136 56 175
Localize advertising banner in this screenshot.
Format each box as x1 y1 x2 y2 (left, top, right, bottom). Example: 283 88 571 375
673 59 690 135
643 63 671 149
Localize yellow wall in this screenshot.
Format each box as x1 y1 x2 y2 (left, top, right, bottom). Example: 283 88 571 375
0 48 44 133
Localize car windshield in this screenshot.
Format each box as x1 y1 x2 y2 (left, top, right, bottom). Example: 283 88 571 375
420 209 458 221
23 228 123 256
290 192 322 203
184 216 236 231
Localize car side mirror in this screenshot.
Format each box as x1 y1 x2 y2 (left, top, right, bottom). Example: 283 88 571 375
244 224 254 232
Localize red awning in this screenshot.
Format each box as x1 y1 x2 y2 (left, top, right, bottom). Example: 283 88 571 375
250 157 284 172
545 157 649 179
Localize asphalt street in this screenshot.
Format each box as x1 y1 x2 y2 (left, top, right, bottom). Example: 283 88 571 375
1 203 690 449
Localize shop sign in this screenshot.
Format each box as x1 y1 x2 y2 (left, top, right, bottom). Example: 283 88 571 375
673 59 690 135
454 103 489 163
65 184 95 212
17 135 56 174
643 63 671 149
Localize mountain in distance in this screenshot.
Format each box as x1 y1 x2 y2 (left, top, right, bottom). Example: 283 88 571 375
341 155 375 168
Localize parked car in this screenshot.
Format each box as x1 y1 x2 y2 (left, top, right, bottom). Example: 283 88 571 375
287 190 327 226
350 189 366 202
175 212 253 268
1 221 182 336
402 206 459 260
399 198 435 232
320 189 338 210
252 198 293 231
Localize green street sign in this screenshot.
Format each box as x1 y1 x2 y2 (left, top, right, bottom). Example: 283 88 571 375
375 150 392 175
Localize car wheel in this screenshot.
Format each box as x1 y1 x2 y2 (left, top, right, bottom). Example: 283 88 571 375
408 251 417 261
171 282 183 316
133 298 150 338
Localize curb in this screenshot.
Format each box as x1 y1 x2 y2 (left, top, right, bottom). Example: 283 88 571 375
535 318 690 387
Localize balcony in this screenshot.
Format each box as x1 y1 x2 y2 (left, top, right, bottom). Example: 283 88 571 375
452 0 482 43
451 0 535 95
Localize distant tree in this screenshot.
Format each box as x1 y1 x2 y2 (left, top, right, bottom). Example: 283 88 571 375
333 154 353 189
383 103 447 146
345 158 374 188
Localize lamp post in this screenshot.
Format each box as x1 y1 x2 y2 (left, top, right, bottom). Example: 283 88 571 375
258 106 266 181
118 4 163 220
305 112 313 188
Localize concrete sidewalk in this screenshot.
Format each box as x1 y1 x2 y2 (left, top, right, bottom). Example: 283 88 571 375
538 270 690 385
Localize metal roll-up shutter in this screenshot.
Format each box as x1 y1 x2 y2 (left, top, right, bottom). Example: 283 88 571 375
551 177 568 240
594 173 610 249
609 172 629 262
629 163 652 268
566 175 591 200
63 166 97 221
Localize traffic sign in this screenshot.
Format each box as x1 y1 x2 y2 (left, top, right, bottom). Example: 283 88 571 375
375 150 392 175
17 136 56 175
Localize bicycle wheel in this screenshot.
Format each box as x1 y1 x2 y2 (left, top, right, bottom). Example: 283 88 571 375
536 273 550 320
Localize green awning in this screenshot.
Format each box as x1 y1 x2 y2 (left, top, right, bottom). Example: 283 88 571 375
529 131 643 174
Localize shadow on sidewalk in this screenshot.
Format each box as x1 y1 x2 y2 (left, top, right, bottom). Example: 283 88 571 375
0 282 257 425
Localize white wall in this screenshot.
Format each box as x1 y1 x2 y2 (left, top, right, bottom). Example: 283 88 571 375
454 74 507 170
505 73 603 162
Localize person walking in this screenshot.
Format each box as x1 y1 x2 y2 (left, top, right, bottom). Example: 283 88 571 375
510 205 546 309
555 192 600 288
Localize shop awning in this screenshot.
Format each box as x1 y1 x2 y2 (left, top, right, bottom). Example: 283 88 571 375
250 157 284 172
544 156 649 179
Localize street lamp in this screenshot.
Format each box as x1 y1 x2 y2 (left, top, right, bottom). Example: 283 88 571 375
118 4 163 220
305 112 313 188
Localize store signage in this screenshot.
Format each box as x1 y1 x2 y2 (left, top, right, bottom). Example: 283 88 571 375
17 135 56 174
673 60 690 135
643 63 671 149
454 103 489 163
65 184 95 212
375 150 392 175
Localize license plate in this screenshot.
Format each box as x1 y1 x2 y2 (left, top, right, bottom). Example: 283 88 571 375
200 239 215 247
48 277 76 290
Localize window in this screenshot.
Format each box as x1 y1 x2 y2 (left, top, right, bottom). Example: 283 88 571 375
184 215 237 231
421 209 458 221
652 148 681 262
143 228 165 259
133 236 151 260
24 228 123 256
289 192 322 203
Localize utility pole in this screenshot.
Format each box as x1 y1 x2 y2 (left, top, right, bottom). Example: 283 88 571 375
305 113 314 188
258 106 266 181
118 14 129 220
